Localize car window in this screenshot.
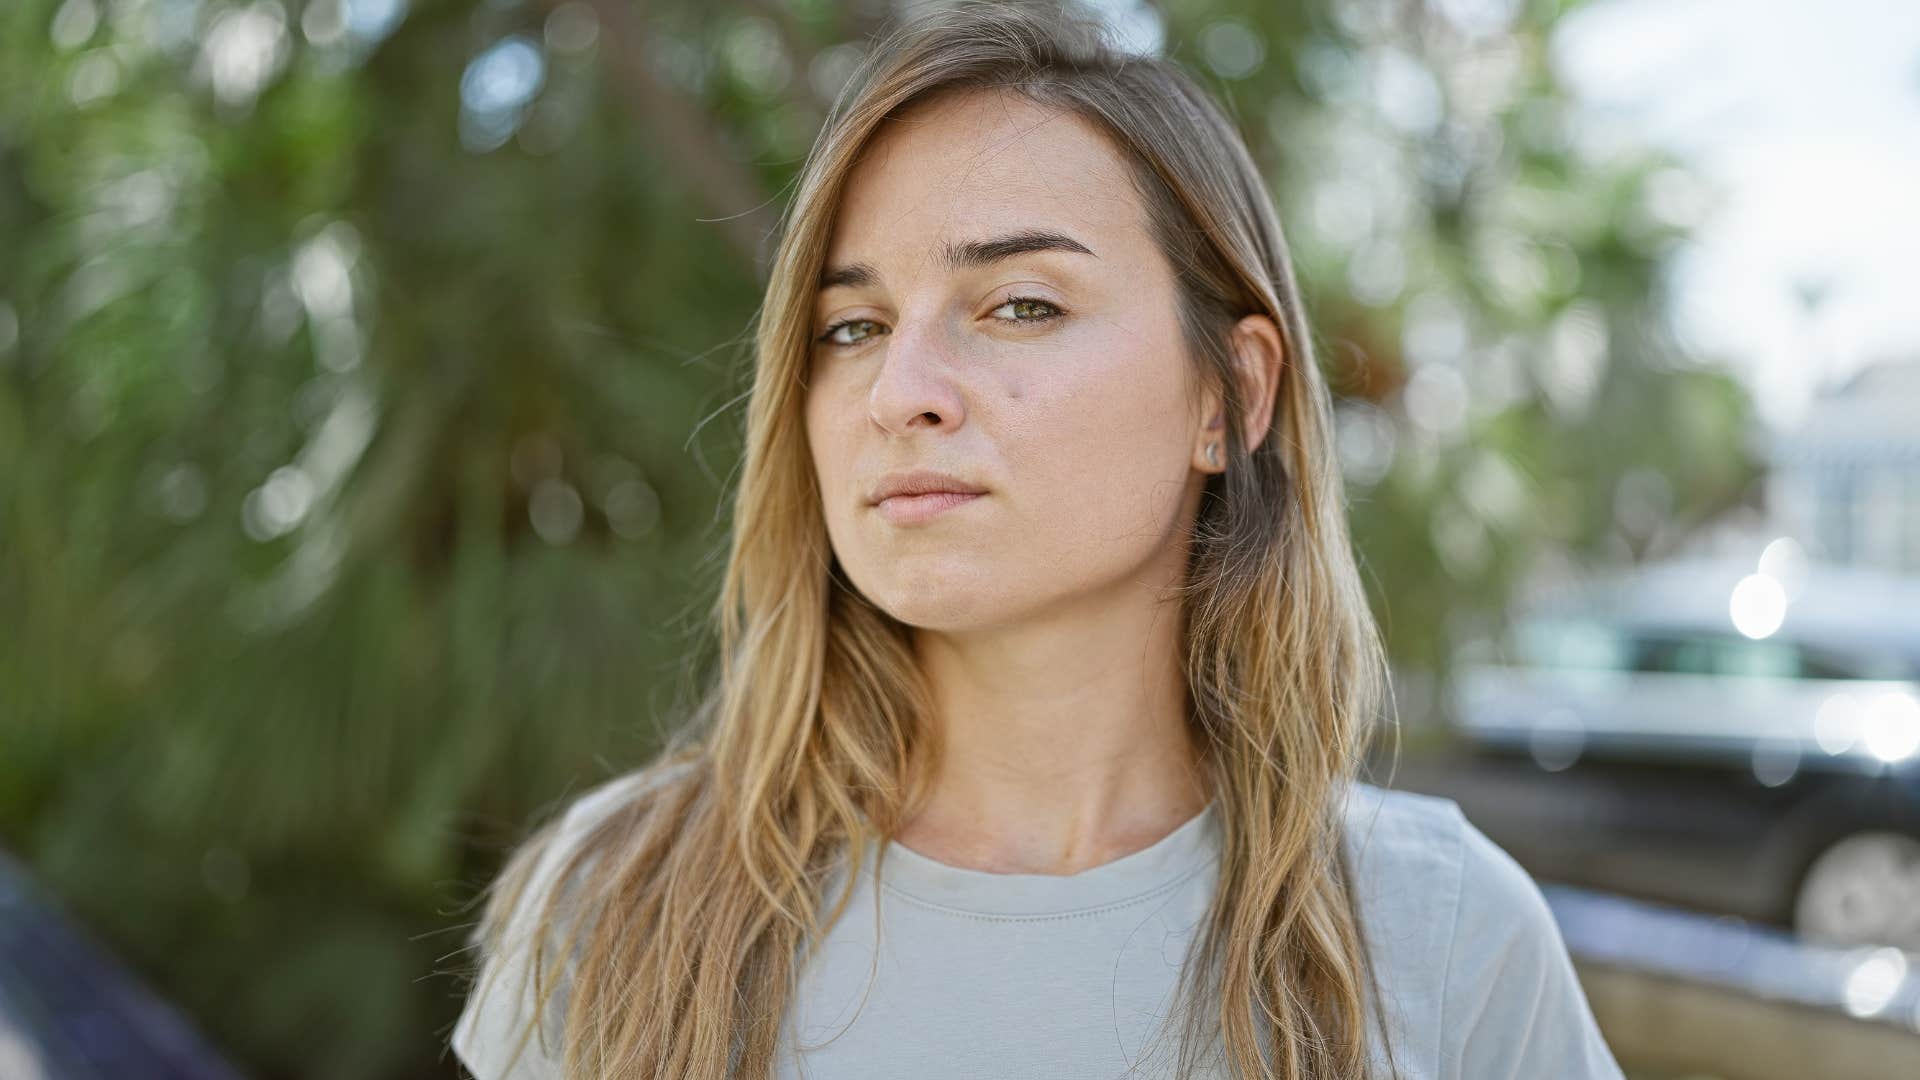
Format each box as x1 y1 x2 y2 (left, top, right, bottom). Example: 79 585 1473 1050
1497 614 1920 684
1796 642 1915 681
1619 630 1905 681
1514 619 1629 671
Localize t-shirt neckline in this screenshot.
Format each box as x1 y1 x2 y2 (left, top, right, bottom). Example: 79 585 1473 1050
871 800 1221 918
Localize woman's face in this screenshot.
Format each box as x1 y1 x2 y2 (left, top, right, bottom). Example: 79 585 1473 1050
803 88 1211 633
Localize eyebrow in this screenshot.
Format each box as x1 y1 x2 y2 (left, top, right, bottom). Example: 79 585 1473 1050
818 229 1098 291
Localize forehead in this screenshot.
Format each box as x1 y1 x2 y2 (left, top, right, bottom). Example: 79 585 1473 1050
825 89 1149 268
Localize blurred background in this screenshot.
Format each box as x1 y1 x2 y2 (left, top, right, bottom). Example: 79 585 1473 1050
2 0 1916 1077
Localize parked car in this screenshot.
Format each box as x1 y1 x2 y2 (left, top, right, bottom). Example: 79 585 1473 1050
1440 553 1920 952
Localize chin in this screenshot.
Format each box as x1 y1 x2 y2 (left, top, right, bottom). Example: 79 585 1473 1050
849 558 1023 633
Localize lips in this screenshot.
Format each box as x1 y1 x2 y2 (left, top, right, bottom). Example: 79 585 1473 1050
867 469 988 506
873 490 984 525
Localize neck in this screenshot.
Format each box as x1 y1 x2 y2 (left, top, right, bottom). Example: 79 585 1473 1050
895 583 1211 876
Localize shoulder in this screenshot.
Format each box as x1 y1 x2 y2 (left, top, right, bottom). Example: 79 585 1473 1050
1337 781 1558 980
1338 780 1546 933
552 757 701 847
484 755 702 944
1334 781 1468 1027
1339 780 1466 888
450 757 701 1080
503 757 702 917
1337 780 1624 1080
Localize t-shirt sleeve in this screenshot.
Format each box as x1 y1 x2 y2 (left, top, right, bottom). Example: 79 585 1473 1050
450 768 681 1079
450 904 567 1080
1440 807 1626 1080
449 808 591 1080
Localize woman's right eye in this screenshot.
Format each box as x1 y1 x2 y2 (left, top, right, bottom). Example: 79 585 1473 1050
817 319 888 348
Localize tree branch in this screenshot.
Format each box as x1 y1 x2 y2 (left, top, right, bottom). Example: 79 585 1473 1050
561 0 782 271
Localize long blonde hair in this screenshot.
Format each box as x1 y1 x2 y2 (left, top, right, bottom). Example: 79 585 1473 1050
467 2 1398 1077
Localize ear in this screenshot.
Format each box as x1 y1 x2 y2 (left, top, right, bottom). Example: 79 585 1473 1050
1195 314 1285 472
1232 314 1284 453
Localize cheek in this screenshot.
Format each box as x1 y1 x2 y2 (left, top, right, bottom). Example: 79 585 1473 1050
1004 330 1194 537
802 391 840 510
803 370 854 465
803 378 866 542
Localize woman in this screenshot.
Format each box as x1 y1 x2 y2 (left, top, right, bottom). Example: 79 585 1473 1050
451 2 1625 1078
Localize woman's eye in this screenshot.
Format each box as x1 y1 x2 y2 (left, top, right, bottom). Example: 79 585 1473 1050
817 319 887 348
990 296 1064 323
816 297 1063 350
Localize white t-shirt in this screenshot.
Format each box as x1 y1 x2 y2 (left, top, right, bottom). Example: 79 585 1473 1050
452 768 1625 1079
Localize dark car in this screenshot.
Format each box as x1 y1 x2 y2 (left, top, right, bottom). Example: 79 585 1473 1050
1431 551 1920 951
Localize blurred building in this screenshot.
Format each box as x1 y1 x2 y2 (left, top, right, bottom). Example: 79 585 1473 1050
1767 359 1920 573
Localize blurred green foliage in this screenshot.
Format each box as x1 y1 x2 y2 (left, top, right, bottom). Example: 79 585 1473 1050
0 0 1753 1076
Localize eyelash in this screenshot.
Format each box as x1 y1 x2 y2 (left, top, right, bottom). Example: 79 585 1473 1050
814 296 1065 349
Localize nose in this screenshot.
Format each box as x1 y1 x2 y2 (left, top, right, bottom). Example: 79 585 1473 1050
866 313 967 435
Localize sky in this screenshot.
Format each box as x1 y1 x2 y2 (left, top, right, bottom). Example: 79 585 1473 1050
1552 0 1920 430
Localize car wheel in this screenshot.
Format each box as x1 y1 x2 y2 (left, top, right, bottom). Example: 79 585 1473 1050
1793 829 1920 951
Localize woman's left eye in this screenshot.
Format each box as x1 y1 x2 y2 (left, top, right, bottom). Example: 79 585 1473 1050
989 296 1065 324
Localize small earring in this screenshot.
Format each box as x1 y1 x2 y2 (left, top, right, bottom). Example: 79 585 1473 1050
1204 442 1220 467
